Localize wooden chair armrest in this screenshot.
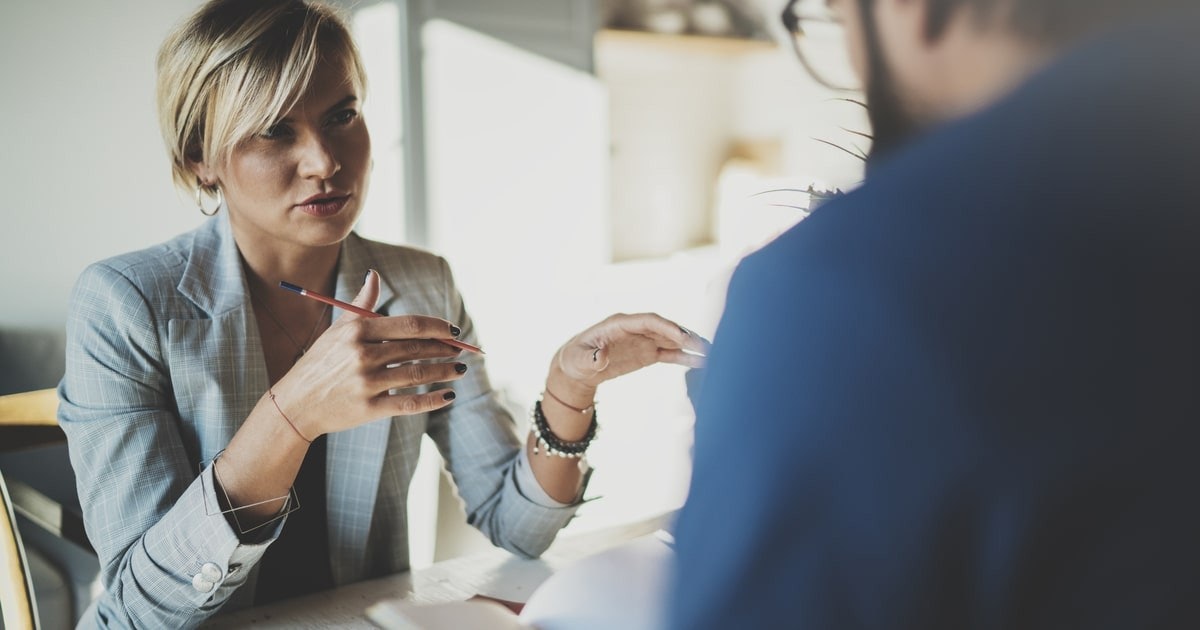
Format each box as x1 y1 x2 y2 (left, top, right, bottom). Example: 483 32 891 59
0 389 59 427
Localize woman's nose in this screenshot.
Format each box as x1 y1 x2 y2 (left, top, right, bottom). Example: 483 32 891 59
296 131 340 180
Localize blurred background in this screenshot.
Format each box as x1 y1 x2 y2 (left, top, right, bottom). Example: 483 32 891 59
0 0 866 616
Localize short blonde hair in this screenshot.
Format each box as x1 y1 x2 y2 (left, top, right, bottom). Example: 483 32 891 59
156 0 368 198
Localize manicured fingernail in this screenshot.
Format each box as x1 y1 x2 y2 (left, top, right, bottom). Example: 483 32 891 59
679 325 692 336
454 362 468 374
592 348 601 362
450 324 462 337
364 269 375 282
442 390 456 401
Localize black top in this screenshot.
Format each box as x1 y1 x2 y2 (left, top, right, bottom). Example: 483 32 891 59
254 434 334 604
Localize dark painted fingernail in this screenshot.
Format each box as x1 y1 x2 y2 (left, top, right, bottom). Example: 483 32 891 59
679 325 692 336
450 324 462 337
592 348 601 362
442 390 456 401
454 362 468 374
364 269 375 282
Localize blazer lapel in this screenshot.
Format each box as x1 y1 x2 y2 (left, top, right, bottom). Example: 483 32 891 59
175 225 399 585
334 232 399 313
325 233 398 584
169 215 270 464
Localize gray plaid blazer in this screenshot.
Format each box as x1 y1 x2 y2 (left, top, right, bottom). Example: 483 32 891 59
59 214 580 628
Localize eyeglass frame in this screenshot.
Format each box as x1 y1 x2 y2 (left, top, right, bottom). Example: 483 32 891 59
780 0 859 92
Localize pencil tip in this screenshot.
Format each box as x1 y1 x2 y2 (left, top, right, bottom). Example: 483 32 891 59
279 281 303 294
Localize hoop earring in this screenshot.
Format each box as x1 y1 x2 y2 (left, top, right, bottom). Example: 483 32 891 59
196 182 223 216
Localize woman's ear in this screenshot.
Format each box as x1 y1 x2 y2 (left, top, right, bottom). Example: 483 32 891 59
185 146 218 187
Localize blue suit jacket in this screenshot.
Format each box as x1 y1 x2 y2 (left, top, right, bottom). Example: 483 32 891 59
59 214 580 628
670 9 1200 629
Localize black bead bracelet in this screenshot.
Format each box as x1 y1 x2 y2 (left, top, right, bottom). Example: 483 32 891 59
531 399 597 458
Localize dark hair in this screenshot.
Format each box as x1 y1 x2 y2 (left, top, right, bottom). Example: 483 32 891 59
858 0 1191 166
922 0 1193 44
857 0 912 166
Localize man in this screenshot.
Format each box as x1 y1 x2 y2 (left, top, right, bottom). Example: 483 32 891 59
669 0 1200 628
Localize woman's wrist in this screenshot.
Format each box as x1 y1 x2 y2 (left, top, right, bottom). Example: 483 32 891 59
265 378 322 442
543 364 597 441
213 442 294 519
546 362 597 403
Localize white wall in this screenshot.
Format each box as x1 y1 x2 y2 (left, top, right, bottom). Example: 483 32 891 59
423 18 611 410
0 0 208 328
419 19 613 559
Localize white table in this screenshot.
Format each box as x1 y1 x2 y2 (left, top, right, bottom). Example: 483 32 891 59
205 512 674 628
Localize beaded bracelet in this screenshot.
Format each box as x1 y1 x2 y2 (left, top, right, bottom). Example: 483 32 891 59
531 399 597 458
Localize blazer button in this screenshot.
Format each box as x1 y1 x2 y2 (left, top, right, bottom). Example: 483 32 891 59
200 562 223 582
192 573 215 593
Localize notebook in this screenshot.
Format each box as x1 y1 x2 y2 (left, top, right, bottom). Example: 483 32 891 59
366 534 674 630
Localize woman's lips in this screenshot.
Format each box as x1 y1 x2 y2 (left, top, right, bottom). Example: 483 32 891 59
297 195 349 217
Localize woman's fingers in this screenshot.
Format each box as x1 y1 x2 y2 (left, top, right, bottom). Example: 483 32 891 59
340 272 462 346
366 359 469 393
369 388 459 417
676 325 713 357
345 268 381 319
603 313 709 356
357 314 461 343
366 338 461 366
657 348 707 369
557 313 710 384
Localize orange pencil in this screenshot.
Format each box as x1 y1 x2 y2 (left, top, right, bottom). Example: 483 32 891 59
279 281 484 354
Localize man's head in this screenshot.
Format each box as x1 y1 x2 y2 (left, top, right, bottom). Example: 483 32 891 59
792 0 1190 162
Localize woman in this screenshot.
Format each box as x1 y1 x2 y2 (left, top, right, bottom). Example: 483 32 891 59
58 0 706 626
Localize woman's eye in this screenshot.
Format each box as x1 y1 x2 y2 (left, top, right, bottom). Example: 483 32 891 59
260 124 292 139
330 109 358 126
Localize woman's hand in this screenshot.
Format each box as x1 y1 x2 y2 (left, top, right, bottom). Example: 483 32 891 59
529 312 711 492
270 270 467 438
554 313 711 390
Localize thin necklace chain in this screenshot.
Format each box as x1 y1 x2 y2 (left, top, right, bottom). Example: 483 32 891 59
252 291 329 363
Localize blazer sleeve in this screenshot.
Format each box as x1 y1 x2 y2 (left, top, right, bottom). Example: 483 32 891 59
423 257 584 558
58 262 274 629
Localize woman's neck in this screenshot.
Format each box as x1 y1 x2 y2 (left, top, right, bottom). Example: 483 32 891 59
238 239 342 304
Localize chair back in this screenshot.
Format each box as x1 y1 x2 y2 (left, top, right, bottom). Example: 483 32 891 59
0 468 41 630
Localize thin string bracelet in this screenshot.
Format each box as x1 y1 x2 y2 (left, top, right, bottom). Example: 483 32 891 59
543 387 595 415
268 389 312 443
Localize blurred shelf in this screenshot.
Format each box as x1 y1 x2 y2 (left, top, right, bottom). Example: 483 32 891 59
596 28 777 56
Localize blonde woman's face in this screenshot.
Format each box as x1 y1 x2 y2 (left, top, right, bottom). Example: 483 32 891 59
214 56 370 252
